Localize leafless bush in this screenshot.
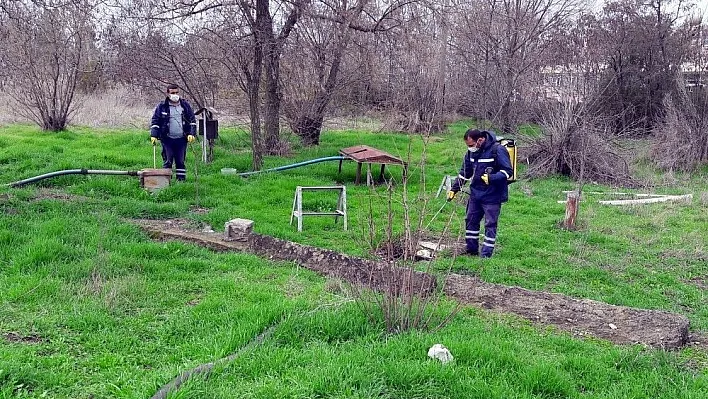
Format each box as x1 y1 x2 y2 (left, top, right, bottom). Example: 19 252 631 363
526 100 634 186
651 82 708 171
0 1 97 131
351 134 462 334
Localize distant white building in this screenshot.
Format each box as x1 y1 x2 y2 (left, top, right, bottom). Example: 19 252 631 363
535 60 708 102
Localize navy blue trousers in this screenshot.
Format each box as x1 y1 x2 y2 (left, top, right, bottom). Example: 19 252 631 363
161 137 187 181
465 199 501 257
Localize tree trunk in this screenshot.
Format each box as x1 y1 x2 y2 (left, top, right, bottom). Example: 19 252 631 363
249 78 263 171
262 6 281 154
291 1 363 146
249 0 269 171
263 51 281 153
294 115 323 146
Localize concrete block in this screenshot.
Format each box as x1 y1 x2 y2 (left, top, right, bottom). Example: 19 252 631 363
140 169 172 193
224 218 254 241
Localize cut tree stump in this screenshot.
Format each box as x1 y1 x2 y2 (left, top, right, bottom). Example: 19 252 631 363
563 191 580 229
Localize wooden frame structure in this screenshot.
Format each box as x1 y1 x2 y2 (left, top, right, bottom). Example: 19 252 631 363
290 186 347 232
338 145 407 185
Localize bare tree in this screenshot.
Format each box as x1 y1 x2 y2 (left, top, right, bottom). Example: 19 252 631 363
106 0 306 168
0 0 97 131
449 0 581 133
594 0 692 135
106 28 223 111
282 0 425 144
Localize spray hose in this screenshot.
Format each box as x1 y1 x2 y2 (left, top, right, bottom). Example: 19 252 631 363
5 169 139 188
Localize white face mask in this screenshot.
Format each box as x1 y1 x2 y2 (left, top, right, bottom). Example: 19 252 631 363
468 146 479 153
169 94 180 102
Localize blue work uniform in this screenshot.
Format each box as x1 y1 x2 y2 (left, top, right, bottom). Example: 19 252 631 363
450 130 514 257
149 98 197 181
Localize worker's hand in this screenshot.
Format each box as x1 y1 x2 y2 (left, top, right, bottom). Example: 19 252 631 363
187 135 195 143
150 137 158 145
446 191 456 202
481 173 490 185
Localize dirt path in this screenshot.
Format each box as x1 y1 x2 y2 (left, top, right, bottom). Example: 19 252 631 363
444 274 689 348
134 218 691 349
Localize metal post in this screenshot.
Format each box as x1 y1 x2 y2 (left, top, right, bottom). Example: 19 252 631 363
202 113 208 163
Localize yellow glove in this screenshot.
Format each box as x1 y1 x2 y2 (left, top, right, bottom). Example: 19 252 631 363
481 174 489 185
187 135 195 143
446 191 456 202
150 137 158 145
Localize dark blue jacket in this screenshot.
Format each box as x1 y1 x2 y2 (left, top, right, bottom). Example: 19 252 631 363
150 98 197 139
451 130 513 204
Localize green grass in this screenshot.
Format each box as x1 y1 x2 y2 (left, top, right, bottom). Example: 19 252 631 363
0 123 706 398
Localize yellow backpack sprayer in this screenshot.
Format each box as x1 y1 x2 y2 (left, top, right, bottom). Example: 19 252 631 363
497 137 517 182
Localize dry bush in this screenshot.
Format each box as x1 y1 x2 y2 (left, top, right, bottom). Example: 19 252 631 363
0 90 26 125
352 141 462 334
651 82 708 171
0 1 96 131
72 87 152 129
526 100 634 186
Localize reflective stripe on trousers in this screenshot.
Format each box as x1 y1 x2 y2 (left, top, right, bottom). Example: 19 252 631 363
162 137 188 181
465 200 501 256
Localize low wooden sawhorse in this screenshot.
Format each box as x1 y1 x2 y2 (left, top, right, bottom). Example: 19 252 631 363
290 186 347 232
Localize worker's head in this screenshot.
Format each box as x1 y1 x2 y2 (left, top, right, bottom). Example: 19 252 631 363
464 129 486 152
166 84 180 103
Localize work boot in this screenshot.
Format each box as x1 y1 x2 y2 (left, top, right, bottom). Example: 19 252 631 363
481 236 495 258
480 246 494 258
455 247 478 256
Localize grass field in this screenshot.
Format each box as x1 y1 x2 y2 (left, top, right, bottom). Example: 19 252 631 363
0 123 706 398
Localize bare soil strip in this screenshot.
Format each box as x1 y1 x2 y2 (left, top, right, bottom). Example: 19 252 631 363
134 218 690 349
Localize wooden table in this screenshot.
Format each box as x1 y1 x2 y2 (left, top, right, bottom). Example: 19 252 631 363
338 145 407 185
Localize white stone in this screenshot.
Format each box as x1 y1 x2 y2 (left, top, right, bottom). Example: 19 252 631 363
224 218 254 240
415 249 433 260
419 241 447 251
427 344 454 364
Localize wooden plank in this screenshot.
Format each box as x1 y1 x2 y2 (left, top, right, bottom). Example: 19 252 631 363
599 194 693 206
339 145 405 165
295 211 345 216
299 186 345 190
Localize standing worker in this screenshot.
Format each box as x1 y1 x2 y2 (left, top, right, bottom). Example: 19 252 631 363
447 129 513 258
149 84 197 181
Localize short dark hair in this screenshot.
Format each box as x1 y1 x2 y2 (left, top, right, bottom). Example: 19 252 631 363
464 129 485 141
166 84 179 92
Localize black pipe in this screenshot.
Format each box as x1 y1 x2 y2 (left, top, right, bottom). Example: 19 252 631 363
5 169 139 188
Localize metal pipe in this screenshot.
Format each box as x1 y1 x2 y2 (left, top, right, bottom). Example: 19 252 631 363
5 169 138 188
231 156 348 177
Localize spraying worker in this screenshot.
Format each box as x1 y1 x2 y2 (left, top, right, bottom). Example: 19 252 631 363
447 129 513 258
149 84 197 181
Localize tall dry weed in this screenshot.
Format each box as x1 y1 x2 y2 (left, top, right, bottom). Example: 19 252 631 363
72 87 153 129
